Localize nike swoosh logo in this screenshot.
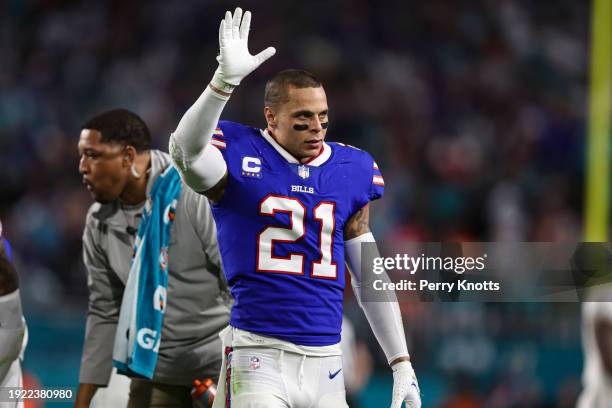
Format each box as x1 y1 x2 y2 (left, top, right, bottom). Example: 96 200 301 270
329 368 342 379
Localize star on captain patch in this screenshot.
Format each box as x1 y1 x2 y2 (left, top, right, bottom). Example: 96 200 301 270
298 165 310 180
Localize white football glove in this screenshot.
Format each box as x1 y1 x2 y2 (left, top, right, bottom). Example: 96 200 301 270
390 361 421 408
211 7 276 93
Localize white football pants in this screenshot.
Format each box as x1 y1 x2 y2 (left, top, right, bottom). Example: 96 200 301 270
215 347 348 408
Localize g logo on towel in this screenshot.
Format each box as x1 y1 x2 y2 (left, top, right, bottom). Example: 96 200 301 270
137 328 160 351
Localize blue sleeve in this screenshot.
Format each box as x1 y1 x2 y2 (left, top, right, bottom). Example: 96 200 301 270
210 120 232 161
370 157 385 201
346 147 385 217
213 119 261 158
209 120 255 209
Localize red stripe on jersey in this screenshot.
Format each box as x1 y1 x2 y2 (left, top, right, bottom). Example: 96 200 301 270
301 146 324 165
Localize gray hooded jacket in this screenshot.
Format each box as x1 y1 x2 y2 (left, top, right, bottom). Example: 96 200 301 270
79 150 230 386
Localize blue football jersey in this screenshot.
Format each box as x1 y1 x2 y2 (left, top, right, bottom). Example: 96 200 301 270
210 120 385 346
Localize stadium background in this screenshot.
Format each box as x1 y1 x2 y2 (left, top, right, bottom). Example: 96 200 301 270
0 0 590 406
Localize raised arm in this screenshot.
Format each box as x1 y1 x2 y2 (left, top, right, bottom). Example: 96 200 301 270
169 7 275 202
344 205 421 408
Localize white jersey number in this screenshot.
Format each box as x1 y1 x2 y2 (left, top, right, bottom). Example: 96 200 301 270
257 195 337 279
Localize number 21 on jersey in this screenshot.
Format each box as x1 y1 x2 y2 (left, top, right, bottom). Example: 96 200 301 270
256 195 338 279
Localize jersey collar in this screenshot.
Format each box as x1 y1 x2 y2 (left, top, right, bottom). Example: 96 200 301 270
260 129 331 167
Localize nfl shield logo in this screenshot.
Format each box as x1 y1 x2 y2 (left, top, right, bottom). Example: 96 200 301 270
249 356 260 370
298 165 310 179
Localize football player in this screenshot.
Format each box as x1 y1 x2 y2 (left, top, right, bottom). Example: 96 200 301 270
0 221 27 408
170 8 421 408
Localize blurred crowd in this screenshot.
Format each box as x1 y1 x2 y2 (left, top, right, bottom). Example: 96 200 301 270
0 0 589 406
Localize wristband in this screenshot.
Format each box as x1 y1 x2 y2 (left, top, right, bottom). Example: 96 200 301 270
210 73 236 96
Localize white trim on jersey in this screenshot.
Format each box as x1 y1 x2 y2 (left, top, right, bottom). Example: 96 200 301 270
260 129 332 167
210 139 227 149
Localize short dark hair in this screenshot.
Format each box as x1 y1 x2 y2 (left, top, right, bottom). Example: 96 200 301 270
82 109 151 152
264 69 322 108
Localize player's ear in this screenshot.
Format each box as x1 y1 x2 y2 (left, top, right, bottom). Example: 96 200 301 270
264 106 277 128
123 145 137 167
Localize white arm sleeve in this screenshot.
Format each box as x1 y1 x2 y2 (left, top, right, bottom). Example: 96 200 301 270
345 233 409 365
169 85 229 192
0 290 25 381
